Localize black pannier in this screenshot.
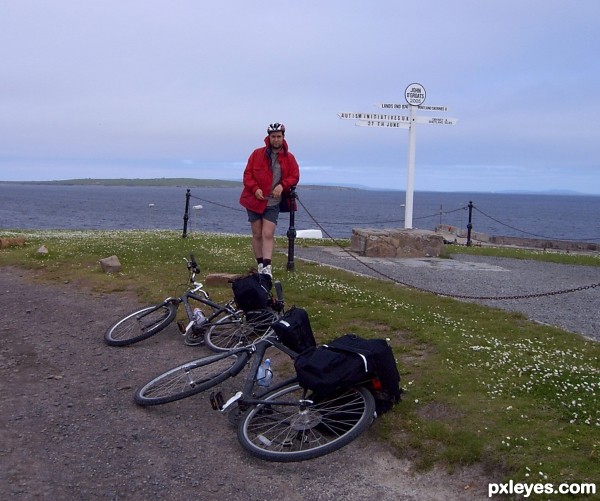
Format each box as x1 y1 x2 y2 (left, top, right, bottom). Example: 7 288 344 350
231 273 272 312
294 334 402 415
271 307 316 354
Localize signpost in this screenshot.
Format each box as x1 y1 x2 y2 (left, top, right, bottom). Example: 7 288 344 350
339 83 457 229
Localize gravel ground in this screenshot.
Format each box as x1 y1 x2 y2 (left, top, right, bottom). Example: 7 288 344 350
0 266 493 501
293 247 600 341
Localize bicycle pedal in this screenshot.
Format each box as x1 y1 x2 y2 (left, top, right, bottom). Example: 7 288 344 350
210 391 224 411
177 320 186 333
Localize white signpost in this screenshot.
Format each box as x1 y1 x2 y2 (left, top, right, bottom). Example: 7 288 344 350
339 83 457 229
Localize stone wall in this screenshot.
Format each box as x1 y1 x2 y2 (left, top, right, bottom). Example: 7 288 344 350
350 228 445 258
433 224 598 252
488 235 598 252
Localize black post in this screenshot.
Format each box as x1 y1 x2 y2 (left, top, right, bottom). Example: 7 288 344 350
182 189 191 238
286 186 297 271
466 200 473 247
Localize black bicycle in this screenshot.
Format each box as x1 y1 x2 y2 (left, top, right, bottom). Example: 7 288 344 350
104 254 283 350
134 330 376 462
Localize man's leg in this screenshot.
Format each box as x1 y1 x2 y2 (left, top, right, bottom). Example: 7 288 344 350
250 219 263 259
261 219 277 261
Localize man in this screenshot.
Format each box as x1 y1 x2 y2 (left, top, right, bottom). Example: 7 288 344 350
239 123 300 277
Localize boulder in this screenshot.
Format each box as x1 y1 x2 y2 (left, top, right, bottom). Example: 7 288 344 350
99 255 122 273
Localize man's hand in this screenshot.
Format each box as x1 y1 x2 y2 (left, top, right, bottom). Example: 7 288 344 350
255 189 265 200
272 184 283 199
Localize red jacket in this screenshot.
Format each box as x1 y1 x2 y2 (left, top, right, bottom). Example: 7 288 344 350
239 136 300 213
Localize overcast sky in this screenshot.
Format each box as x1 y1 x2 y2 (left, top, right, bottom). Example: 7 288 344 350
1 1 599 193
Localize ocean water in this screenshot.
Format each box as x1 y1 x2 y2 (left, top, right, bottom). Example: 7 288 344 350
1 183 599 242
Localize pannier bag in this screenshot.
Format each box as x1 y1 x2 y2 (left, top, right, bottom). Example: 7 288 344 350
231 273 272 312
271 307 317 354
294 334 402 415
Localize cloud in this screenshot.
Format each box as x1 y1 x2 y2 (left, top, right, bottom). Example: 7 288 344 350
1 0 599 193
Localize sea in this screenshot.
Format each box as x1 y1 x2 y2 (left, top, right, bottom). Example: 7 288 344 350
1 183 599 243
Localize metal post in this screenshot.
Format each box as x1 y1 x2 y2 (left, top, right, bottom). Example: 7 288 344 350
286 186 297 271
404 104 417 229
182 189 191 238
466 200 473 247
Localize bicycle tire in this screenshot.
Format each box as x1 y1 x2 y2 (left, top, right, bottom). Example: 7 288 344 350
237 383 376 462
204 309 279 352
134 350 250 406
104 303 178 346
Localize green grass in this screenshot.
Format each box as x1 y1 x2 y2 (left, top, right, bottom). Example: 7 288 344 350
2 229 599 492
444 243 600 267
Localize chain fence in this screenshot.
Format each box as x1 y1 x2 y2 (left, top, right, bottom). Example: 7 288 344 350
187 190 600 301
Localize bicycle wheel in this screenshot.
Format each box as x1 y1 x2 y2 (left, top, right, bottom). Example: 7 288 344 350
237 383 376 462
134 350 250 406
183 307 235 346
104 303 177 346
204 309 278 352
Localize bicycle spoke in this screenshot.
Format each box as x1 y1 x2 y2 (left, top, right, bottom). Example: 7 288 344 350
238 383 375 461
205 310 279 352
135 352 247 405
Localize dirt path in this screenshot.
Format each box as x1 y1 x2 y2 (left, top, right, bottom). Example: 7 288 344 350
0 267 491 500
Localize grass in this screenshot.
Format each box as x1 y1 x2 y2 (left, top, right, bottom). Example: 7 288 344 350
445 243 600 267
2 229 599 492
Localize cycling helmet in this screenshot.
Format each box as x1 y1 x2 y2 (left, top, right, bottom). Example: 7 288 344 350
267 123 285 135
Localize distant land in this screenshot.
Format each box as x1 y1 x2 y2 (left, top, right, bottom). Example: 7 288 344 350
0 178 243 188
0 178 359 191
0 178 589 195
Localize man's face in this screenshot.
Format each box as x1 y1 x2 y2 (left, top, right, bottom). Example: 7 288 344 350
269 132 284 149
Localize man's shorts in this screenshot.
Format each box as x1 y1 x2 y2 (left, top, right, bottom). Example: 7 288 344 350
247 204 280 225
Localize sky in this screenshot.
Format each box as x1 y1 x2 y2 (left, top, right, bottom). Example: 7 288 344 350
1 0 599 194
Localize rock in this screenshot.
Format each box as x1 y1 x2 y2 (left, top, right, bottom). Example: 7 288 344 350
204 273 240 286
0 237 26 249
99 255 122 273
350 228 445 258
37 245 49 255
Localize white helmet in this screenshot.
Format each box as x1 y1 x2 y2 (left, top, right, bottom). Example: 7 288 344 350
267 123 285 135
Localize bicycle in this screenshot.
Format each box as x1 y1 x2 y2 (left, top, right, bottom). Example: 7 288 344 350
104 254 284 351
133 329 377 462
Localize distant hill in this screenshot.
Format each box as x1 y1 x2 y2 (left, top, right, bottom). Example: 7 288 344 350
1 179 591 195
496 189 584 196
2 178 243 188
1 178 362 190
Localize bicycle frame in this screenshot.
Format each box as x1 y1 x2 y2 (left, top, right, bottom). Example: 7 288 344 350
211 333 303 412
172 288 239 334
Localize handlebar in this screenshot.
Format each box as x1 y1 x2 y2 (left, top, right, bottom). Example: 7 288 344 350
274 280 283 302
187 253 201 275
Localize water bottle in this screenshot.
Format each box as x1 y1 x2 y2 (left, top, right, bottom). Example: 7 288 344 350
192 308 206 327
256 358 273 387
